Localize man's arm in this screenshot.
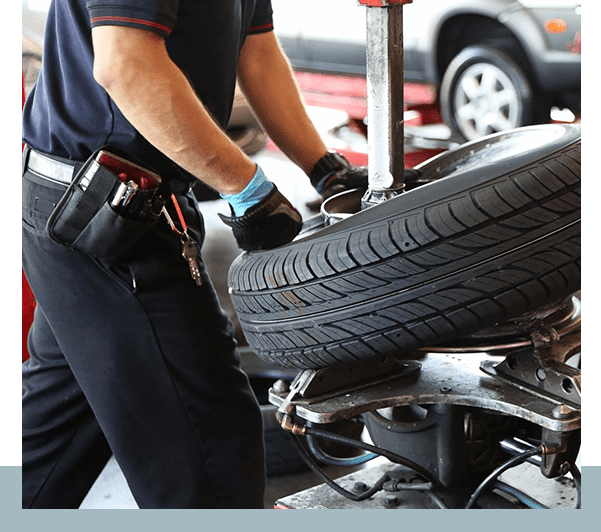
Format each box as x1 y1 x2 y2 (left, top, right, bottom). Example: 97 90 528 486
91 25 256 195
237 31 328 176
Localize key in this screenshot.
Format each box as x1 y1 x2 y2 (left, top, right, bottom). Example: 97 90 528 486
181 233 202 286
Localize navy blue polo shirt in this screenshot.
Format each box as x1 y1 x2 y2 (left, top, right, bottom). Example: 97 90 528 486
22 0 274 183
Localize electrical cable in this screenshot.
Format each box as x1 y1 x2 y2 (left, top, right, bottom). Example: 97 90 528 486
305 425 439 485
287 423 448 506
465 445 544 509
289 418 580 509
306 431 378 467
424 490 449 509
291 432 448 506
492 481 549 509
289 433 389 502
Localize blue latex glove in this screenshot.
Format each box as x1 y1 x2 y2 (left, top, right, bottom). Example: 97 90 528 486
220 165 275 216
218 165 302 251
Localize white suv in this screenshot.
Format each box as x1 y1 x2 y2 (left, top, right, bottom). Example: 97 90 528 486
272 0 581 141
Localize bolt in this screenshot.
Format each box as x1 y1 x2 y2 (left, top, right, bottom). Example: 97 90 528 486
552 404 574 419
353 482 369 493
382 496 400 508
440 386 452 394
272 379 290 394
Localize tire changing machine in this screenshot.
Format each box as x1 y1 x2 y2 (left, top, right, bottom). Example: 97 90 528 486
267 1 582 510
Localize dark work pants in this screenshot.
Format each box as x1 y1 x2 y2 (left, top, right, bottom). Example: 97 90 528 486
21 165 265 508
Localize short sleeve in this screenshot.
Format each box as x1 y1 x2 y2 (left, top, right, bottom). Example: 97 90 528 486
249 0 273 35
86 0 180 39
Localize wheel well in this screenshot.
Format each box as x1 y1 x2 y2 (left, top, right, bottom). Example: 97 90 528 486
435 15 530 84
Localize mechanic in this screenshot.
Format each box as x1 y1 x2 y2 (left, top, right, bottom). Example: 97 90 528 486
22 0 367 509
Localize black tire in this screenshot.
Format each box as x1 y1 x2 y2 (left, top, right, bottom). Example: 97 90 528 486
440 45 542 143
228 124 581 369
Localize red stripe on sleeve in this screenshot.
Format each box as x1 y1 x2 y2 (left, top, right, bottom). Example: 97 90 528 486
90 16 172 35
249 22 274 34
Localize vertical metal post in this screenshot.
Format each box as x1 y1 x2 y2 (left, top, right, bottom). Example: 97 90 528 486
358 0 412 208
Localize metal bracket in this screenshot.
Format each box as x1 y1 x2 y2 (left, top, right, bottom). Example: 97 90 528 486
480 326 581 408
269 349 580 432
275 356 421 418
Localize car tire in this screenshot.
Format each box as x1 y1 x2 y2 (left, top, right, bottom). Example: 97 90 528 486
440 45 540 143
228 125 581 369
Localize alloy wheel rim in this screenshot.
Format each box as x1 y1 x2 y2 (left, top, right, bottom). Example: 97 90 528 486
454 63 521 140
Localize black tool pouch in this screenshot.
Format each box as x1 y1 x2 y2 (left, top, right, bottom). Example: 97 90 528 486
46 147 164 263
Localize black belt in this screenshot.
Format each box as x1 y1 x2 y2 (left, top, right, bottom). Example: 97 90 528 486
23 145 193 194
23 146 83 186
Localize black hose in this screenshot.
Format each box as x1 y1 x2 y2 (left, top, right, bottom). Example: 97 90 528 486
383 480 434 491
289 433 388 502
465 445 544 509
424 490 449 510
305 425 438 486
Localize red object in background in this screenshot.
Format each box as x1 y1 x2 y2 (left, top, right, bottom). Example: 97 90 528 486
23 270 36 362
23 73 34 362
293 71 436 121
270 72 445 168
357 0 413 6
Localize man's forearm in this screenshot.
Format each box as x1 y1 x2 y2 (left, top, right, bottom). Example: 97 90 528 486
91 25 256 195
237 32 328 176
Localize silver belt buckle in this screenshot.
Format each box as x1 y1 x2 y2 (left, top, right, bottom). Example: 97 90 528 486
27 150 74 185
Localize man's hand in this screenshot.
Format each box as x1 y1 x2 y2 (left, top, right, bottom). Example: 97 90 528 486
219 186 302 251
309 151 368 200
219 166 302 251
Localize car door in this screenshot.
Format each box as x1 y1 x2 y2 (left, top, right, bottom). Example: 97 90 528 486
271 0 431 79
273 0 367 75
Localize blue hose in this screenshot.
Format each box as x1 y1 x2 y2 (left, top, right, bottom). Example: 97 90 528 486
493 480 549 509
306 432 378 467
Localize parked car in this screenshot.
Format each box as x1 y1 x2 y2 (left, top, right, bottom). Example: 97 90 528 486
21 0 267 202
272 0 581 142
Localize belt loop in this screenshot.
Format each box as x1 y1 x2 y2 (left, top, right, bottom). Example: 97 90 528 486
22 144 31 176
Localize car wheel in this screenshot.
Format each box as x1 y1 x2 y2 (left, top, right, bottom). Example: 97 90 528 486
440 45 538 143
227 124 581 369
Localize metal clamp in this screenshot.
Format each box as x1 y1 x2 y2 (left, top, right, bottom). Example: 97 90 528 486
480 325 581 408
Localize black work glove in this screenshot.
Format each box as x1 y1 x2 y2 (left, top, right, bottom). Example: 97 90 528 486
218 185 303 251
309 151 368 200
